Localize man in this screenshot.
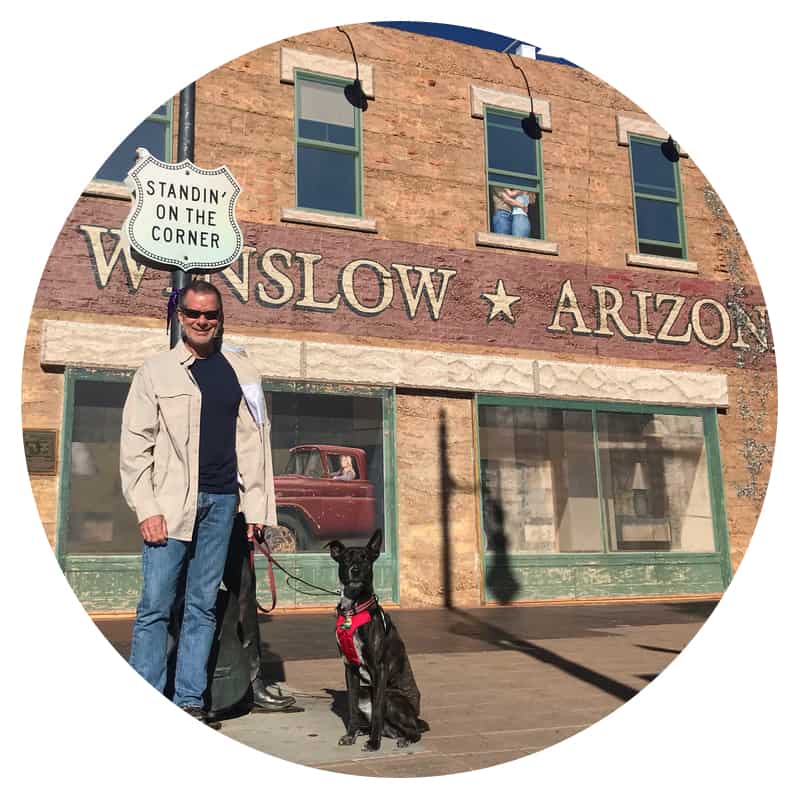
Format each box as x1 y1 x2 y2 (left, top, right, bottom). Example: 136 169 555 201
120 279 292 723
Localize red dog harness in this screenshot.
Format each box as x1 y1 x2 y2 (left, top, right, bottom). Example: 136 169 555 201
335 596 377 666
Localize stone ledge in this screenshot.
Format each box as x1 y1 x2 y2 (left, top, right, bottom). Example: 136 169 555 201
281 207 377 233
40 320 729 408
626 252 698 273
537 360 728 408
476 231 559 256
82 181 131 200
280 47 375 97
470 85 552 130
616 113 688 157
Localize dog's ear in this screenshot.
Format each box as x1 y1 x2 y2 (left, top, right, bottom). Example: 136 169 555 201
325 540 345 561
367 528 383 560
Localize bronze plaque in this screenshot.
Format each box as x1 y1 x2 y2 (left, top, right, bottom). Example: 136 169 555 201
24 429 58 475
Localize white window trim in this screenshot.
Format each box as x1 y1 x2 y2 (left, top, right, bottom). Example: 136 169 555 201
280 47 375 97
82 181 132 200
470 84 552 129
616 113 688 157
281 207 377 233
41 319 729 409
475 231 559 256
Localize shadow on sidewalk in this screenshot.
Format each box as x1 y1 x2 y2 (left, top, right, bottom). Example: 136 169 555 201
446 607 639 701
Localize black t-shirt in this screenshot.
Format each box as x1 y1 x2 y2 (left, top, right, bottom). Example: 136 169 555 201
189 351 242 494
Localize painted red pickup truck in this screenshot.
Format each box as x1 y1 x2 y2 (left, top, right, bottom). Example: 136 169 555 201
273 445 377 550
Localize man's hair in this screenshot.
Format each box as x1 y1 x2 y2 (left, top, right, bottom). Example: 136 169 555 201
179 279 224 347
180 279 223 311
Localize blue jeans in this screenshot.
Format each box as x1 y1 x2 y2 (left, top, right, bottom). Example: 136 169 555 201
512 213 531 238
491 210 512 235
129 492 237 708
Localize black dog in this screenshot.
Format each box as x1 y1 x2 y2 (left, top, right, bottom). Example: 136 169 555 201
327 530 428 751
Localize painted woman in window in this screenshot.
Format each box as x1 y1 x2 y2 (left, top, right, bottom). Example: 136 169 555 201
508 189 533 238
331 454 356 481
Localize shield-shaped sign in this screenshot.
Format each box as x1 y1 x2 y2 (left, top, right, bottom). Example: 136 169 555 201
122 148 243 271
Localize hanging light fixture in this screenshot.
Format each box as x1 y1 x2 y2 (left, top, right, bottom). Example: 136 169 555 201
337 26 368 111
507 53 540 139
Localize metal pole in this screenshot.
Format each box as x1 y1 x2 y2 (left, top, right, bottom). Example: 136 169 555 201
170 83 196 348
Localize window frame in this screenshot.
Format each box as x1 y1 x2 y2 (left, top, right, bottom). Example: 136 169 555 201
628 133 687 260
475 394 730 570
483 105 547 240
91 103 173 187
293 69 364 218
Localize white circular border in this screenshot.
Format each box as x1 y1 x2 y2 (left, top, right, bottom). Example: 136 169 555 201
4 3 797 797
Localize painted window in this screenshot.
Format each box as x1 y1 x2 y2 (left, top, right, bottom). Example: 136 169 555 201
266 382 391 553
62 374 139 555
478 400 721 555
485 107 545 240
295 73 362 216
94 103 173 183
629 134 686 259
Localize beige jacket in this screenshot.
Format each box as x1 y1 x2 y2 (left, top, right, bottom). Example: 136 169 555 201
120 340 277 541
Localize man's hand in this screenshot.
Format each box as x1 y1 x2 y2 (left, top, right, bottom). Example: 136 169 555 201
246 523 262 543
139 514 168 545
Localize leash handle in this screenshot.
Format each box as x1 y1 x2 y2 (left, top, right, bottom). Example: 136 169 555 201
252 532 277 614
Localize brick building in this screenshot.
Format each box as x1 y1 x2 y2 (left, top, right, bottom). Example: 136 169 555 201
23 23 775 612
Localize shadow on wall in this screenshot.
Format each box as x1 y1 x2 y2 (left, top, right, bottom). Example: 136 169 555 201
437 407 520 606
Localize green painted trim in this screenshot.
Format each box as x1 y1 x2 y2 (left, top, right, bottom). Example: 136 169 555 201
591 408 610 553
293 69 363 217
628 133 687 258
704 410 733 587
483 104 545 239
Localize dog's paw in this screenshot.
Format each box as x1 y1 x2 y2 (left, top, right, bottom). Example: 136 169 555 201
338 734 357 746
362 740 381 752
396 738 409 748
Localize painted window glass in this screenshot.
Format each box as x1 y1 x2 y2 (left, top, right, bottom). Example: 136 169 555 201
485 108 544 240
94 103 172 183
478 402 717 554
65 378 139 555
629 135 686 259
295 74 361 215
597 412 714 552
268 388 384 553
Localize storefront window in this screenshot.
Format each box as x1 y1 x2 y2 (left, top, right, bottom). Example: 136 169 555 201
268 387 386 553
597 412 714 552
66 377 140 555
478 401 718 555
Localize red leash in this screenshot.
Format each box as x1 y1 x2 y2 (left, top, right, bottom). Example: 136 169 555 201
251 534 277 614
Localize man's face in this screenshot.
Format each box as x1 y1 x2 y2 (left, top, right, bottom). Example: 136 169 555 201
178 290 221 353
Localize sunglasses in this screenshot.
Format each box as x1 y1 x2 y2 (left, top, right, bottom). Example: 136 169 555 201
180 307 221 320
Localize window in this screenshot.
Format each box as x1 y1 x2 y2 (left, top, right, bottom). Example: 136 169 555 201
295 73 362 216
268 385 387 552
485 107 544 240
629 134 686 259
94 103 173 183
63 374 139 555
478 400 719 555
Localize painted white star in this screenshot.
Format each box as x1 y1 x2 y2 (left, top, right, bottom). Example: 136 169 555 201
481 279 521 322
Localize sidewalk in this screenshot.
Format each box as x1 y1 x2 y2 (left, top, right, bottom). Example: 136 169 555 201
96 600 715 778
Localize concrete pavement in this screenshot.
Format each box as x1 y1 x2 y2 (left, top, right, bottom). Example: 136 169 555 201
96 600 715 777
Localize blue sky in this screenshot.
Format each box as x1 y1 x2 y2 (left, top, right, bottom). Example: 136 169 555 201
373 21 576 65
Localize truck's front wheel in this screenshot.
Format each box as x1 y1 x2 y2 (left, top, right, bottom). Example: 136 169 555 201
277 511 312 552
